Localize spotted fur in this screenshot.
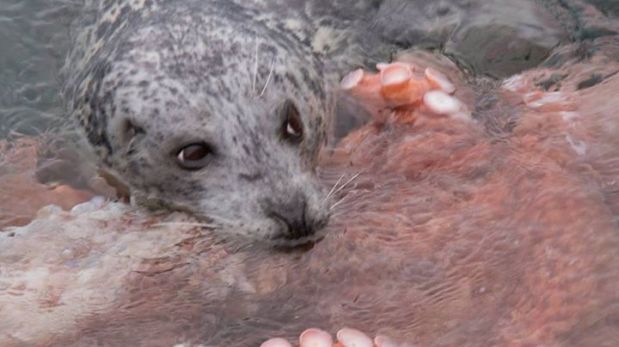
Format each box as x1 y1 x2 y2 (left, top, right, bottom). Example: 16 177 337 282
62 0 390 243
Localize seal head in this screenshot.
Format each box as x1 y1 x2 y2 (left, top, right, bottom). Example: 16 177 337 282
66 2 333 244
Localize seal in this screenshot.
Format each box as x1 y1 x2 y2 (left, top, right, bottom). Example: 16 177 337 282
61 0 390 244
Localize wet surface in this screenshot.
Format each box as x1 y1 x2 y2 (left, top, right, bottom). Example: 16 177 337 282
0 0 78 137
2 1 619 347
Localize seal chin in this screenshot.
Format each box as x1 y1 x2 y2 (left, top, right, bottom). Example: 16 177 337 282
271 233 326 249
268 226 328 248
196 205 330 247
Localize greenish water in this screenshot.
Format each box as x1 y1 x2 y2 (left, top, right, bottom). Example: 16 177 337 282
0 0 78 138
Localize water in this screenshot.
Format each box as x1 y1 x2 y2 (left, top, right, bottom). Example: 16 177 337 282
0 0 78 138
1 1 619 346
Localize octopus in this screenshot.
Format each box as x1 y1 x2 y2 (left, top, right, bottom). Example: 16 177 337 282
254 50 619 346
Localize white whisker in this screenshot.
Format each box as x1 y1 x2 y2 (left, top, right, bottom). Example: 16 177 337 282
332 171 362 197
329 194 350 211
259 58 276 97
252 39 259 95
323 173 345 203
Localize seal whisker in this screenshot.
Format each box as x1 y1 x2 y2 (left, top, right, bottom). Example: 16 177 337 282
329 194 351 212
259 58 276 97
327 171 363 211
323 173 346 203
331 171 362 197
252 39 259 95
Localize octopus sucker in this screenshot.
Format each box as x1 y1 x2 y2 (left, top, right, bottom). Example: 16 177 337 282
340 61 468 121
262 327 393 347
261 337 294 347
380 63 429 106
424 67 455 95
422 90 466 117
300 328 334 347
340 69 366 91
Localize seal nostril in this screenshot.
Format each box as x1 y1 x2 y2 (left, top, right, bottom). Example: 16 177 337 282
268 212 291 234
271 213 312 239
267 199 318 240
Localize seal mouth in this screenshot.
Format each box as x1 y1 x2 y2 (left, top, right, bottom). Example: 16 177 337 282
270 234 326 252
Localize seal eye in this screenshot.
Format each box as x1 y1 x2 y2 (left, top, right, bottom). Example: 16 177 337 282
281 100 303 143
176 142 212 170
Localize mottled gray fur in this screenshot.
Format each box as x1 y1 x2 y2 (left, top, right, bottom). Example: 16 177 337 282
62 0 396 244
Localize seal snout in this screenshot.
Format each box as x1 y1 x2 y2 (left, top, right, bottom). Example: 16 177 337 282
265 192 329 241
